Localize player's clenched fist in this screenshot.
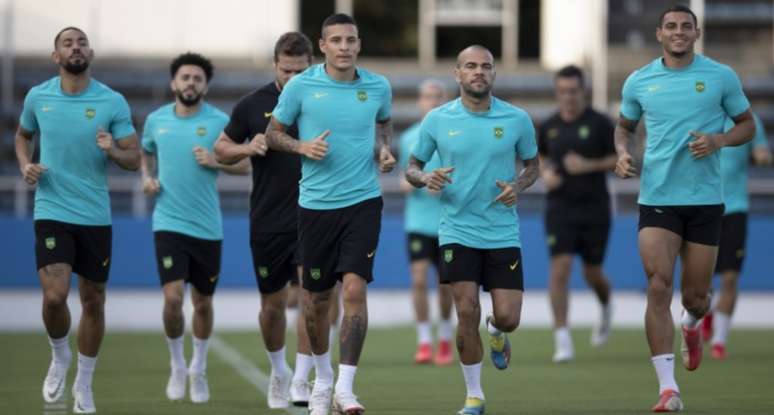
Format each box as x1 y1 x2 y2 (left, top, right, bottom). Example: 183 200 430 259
21 163 47 186
423 166 454 192
96 127 113 153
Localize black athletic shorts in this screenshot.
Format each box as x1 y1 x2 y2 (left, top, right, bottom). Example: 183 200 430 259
406 233 439 265
299 197 383 292
715 212 747 273
544 219 610 265
34 219 112 283
438 243 524 291
638 204 724 246
154 231 222 296
251 231 300 294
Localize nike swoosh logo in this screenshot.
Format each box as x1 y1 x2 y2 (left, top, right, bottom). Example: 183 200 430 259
42 106 54 112
367 251 375 259
46 377 64 401
102 258 109 267
655 209 664 214
509 260 520 270
209 275 219 283
264 112 272 118
314 93 328 99
448 130 462 136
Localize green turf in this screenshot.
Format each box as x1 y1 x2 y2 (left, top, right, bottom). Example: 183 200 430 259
1 327 773 414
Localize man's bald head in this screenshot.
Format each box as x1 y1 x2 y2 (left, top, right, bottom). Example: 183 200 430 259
456 45 494 68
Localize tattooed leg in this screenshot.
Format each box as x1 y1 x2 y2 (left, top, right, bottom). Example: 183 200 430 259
304 288 333 354
339 273 369 365
452 281 482 365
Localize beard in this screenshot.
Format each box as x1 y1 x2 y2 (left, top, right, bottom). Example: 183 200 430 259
175 89 203 107
61 59 89 75
462 81 491 99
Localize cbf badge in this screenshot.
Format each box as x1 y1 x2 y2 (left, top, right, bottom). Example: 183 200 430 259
444 249 453 263
695 81 705 93
311 268 322 280
357 90 368 102
494 126 504 139
163 256 173 269
85 108 96 119
258 266 269 278
196 126 207 137
45 237 56 250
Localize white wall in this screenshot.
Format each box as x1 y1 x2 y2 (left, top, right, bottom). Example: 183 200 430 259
7 0 298 60
540 0 604 70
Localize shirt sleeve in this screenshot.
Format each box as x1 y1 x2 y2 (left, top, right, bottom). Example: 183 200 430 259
141 116 156 154
516 113 538 160
223 97 250 143
19 91 39 133
412 114 437 163
721 66 750 118
399 129 412 170
272 77 302 127
377 77 393 122
210 113 230 150
110 95 136 139
620 72 643 122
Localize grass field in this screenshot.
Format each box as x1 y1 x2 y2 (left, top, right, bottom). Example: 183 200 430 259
2 327 773 414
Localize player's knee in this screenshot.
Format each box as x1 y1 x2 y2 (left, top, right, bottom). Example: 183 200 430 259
455 301 480 325
411 277 428 292
341 282 366 307
80 293 104 317
496 313 520 332
647 275 672 299
163 293 184 311
193 297 213 315
681 291 708 315
43 289 68 310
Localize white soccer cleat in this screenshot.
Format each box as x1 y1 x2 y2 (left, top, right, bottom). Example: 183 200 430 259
591 304 612 347
308 381 333 415
266 368 292 408
552 347 575 363
290 378 311 407
72 384 96 414
165 368 187 401
189 372 210 403
42 359 70 403
333 392 366 414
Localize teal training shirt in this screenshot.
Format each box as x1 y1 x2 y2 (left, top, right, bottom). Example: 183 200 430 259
272 64 392 210
19 77 136 225
142 103 228 240
720 114 769 214
399 122 441 237
413 97 538 249
620 54 750 206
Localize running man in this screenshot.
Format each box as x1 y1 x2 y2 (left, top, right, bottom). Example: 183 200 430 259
406 45 539 415
614 5 755 412
701 113 770 359
15 27 140 414
265 13 395 415
537 65 615 362
213 32 338 408
141 52 249 404
398 79 454 365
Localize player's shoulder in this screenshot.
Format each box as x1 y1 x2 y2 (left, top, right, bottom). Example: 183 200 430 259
27 76 59 97
90 78 128 102
357 67 390 88
697 54 738 78
146 103 175 122
203 102 229 123
424 99 458 122
494 97 531 121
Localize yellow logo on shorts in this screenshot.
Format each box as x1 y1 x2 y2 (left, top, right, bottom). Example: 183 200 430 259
310 268 322 280
259 266 269 278
209 275 218 283
578 125 590 139
45 237 56 250
695 81 705 93
494 127 504 139
357 90 368 102
163 256 173 269
85 108 96 119
410 239 422 253
196 126 207 137
444 249 453 263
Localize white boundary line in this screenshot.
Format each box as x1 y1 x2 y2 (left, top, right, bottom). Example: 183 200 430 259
209 336 307 415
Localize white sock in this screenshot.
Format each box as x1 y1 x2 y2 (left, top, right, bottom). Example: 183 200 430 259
49 335 72 365
554 326 573 352
312 351 334 385
74 353 97 390
189 336 210 374
334 364 357 396
486 317 502 337
267 346 290 373
711 311 731 345
438 319 453 342
681 309 701 329
293 353 314 382
417 321 432 345
460 362 485 400
166 336 186 372
651 354 679 394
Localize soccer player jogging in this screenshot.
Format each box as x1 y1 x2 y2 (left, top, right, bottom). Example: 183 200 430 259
213 32 337 409
538 65 616 363
398 79 455 366
141 53 249 404
701 113 771 360
15 27 140 414
406 45 539 415
265 14 396 415
614 5 756 412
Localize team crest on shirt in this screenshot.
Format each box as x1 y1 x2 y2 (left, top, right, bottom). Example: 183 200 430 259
494 127 504 139
45 237 56 250
310 268 322 280
444 249 453 263
546 234 556 247
547 128 559 139
163 256 173 269
258 266 269 278
196 126 207 137
695 81 706 93
410 239 422 253
578 125 590 140
85 108 96 119
357 90 368 102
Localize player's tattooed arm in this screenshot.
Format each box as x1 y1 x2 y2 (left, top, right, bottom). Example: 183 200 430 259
376 119 396 172
407 155 454 191
614 117 639 178
265 117 330 160
516 157 540 193
15 126 47 186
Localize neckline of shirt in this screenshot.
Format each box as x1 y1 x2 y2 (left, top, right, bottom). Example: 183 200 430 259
659 53 701 73
57 77 93 97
